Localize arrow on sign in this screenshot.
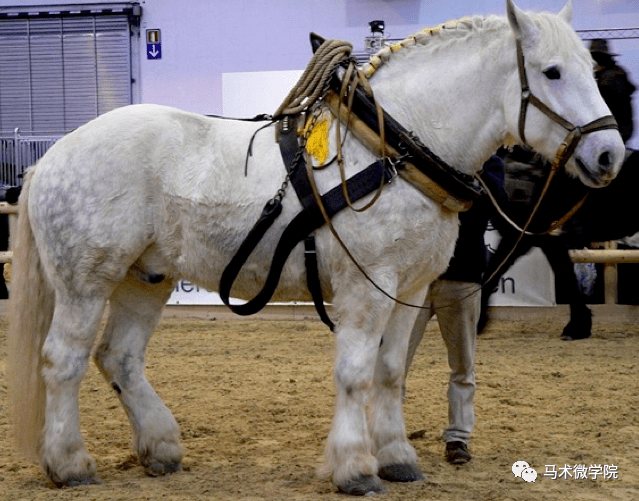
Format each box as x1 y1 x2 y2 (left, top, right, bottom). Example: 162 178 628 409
147 43 162 59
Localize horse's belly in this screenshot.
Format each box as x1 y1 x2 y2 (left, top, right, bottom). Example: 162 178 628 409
160 194 312 301
162 184 459 305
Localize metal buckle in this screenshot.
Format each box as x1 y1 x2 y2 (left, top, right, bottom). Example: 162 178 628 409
280 115 292 133
383 155 404 183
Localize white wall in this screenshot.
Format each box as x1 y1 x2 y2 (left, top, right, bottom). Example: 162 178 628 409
2 0 637 306
4 1 638 140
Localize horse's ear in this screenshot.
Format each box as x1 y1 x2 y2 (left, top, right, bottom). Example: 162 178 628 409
558 0 573 24
310 32 326 54
506 0 539 46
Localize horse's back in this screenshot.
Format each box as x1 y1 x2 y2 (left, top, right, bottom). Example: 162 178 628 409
26 105 215 291
25 104 291 294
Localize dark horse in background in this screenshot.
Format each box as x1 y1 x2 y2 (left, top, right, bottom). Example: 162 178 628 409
479 148 639 340
0 185 21 298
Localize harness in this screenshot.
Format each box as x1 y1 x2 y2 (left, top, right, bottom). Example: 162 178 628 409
510 39 618 228
218 119 394 331
219 35 620 329
478 39 619 240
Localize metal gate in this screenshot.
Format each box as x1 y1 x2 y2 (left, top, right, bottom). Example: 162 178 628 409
0 129 60 186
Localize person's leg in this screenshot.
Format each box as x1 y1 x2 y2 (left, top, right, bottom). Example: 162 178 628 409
433 280 480 464
404 285 435 380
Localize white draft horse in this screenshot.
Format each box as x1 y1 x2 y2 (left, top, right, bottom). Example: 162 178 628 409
7 0 624 495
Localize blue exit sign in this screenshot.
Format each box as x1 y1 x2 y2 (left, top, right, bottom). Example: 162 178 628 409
147 29 162 60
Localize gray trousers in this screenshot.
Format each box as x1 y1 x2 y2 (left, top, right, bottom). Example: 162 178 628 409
406 279 479 445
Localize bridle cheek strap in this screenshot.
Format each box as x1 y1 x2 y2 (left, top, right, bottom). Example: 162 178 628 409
516 39 619 171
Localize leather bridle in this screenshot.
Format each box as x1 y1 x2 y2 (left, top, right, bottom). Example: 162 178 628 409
516 38 619 173
475 39 622 296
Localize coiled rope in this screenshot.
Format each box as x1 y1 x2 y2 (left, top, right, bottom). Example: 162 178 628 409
274 39 353 117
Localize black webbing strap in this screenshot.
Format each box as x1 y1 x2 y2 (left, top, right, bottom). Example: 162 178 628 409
219 159 391 320
279 121 335 329
304 236 335 330
278 119 317 211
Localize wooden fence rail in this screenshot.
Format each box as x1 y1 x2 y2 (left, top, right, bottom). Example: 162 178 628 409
0 203 635 303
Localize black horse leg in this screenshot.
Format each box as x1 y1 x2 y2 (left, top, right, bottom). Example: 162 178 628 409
478 233 533 334
540 238 592 340
0 214 9 299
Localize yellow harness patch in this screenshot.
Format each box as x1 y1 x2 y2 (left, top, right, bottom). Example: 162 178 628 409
304 111 332 164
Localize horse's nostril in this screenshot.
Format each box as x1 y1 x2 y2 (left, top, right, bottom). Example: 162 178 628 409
599 151 612 168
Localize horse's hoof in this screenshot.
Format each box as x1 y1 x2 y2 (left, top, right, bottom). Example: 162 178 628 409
54 475 102 488
561 308 592 340
143 461 182 477
378 463 424 482
337 475 385 496
560 324 592 340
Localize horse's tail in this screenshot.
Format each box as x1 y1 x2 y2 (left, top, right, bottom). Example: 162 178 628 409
7 168 55 460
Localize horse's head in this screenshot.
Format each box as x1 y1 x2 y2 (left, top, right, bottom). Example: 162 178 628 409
504 0 625 188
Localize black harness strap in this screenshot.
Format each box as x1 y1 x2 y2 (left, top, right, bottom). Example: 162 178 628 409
304 235 335 330
279 119 335 329
328 72 483 205
219 157 391 323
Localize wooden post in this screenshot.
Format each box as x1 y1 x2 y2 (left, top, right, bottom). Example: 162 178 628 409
0 202 19 266
603 241 618 305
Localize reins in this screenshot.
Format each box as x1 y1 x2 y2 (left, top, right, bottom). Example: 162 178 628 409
507 37 618 237
277 38 435 310
475 38 619 298
221 31 622 323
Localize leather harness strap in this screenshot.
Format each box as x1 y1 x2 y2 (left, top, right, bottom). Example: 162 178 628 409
327 70 484 207
279 118 335 329
220 37 622 327
218 134 392 327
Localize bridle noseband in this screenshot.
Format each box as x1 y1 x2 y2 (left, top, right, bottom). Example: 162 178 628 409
516 38 618 172
477 38 621 288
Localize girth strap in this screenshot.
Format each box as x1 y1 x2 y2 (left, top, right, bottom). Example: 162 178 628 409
219 158 391 321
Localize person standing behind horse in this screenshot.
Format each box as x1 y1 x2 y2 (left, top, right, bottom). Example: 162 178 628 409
404 156 503 465
590 38 636 144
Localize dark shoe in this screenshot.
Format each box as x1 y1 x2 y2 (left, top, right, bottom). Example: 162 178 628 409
446 441 471 464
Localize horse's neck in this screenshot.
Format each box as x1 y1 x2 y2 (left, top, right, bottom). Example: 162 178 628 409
370 29 514 174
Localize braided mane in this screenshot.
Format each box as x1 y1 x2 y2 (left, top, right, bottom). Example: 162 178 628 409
361 9 584 79
361 16 501 78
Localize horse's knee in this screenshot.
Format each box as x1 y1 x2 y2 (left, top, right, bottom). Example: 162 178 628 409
376 355 405 389
334 360 374 398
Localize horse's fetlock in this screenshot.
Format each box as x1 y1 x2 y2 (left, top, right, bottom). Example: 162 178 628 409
376 441 418 468
41 447 98 488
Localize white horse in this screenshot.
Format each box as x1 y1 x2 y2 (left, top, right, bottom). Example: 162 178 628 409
7 0 624 495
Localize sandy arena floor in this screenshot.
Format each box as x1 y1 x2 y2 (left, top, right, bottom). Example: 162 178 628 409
0 314 638 500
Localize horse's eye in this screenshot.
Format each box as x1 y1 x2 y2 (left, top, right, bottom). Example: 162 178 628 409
543 66 561 80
